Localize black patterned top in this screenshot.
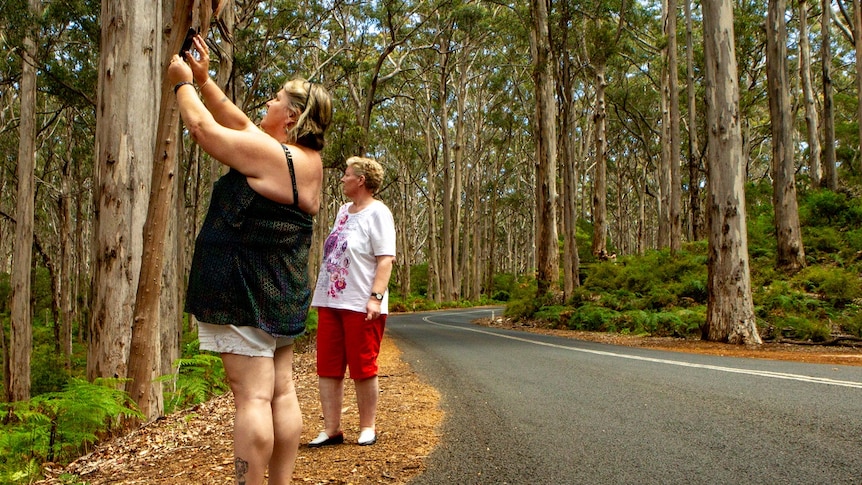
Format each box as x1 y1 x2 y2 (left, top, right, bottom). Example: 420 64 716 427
185 147 313 338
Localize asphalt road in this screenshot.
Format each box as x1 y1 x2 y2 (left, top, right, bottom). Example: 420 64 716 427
385 307 862 485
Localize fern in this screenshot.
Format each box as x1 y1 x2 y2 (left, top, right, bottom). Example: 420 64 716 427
0 378 141 484
158 353 229 414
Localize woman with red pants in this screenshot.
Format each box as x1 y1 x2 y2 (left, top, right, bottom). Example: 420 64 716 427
309 156 396 447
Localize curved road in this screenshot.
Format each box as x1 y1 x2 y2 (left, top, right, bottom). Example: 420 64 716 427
386 307 862 485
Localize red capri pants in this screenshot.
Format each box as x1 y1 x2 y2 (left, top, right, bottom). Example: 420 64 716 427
316 307 387 380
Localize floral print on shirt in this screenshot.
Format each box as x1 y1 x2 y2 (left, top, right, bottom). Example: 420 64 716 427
322 213 350 298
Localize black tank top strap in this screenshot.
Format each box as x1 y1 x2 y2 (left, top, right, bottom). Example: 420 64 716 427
283 145 300 207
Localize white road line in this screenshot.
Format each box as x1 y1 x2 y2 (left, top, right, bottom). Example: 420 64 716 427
422 312 862 389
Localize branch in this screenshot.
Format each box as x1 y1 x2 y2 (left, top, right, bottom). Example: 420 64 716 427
765 335 862 346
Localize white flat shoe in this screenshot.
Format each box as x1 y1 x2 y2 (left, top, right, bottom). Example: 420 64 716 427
308 431 344 447
358 428 377 446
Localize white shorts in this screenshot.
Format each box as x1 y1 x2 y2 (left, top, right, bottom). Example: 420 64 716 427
197 322 295 358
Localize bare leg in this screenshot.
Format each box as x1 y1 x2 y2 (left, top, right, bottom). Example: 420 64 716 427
355 375 378 431
318 376 345 437
268 345 300 485
222 353 275 485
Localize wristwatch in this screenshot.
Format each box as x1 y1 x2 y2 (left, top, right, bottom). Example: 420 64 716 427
371 292 384 301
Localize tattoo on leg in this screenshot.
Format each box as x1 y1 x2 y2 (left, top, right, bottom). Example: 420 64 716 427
235 457 249 485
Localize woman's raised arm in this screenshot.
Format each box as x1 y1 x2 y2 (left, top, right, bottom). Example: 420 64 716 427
186 35 254 132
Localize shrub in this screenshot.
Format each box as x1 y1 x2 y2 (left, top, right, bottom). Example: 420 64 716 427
600 289 636 312
0 378 141 484
675 277 708 305
803 226 843 255
568 304 618 331
159 351 229 415
759 280 825 316
801 189 846 226
534 305 571 328
774 316 831 342
504 297 537 320
646 287 678 310
838 306 862 337
795 266 862 308
609 310 651 335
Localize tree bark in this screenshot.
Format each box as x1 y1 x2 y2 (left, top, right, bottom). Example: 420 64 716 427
557 0 581 299
9 0 40 401
437 35 455 301
685 0 703 241
531 0 559 297
423 88 442 303
702 0 762 345
855 0 862 171
89 0 161 383
821 0 838 189
767 0 806 273
592 63 609 259
127 0 212 422
666 0 682 251
798 0 822 186
59 126 74 369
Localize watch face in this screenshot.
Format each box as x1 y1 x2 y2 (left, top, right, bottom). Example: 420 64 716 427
373 293 384 300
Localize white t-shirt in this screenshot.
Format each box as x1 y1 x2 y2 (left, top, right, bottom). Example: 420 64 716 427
311 200 396 314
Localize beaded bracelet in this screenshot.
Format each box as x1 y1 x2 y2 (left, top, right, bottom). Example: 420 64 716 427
173 81 193 94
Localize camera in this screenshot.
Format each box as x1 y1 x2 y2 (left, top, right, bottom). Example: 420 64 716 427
180 28 197 59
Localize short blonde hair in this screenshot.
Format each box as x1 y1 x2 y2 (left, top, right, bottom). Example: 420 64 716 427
346 156 384 193
283 78 332 151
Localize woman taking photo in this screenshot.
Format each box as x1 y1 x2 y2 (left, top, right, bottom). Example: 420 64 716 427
309 157 396 448
167 34 332 484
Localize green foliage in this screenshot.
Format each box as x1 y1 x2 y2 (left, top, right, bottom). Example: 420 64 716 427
409 263 429 297
158 351 228 415
0 378 141 484
581 247 707 309
773 316 832 342
0 273 10 314
838 305 862 338
794 266 862 308
756 280 825 318
521 187 862 342
567 304 619 331
533 305 570 328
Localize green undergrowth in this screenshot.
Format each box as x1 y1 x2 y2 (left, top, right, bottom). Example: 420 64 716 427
506 185 862 341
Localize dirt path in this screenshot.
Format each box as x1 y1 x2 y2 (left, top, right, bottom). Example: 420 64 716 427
39 337 443 485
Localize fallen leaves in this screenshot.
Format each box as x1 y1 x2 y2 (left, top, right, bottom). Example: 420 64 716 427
38 337 442 484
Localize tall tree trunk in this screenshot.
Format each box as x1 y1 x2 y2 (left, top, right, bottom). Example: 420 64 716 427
558 1 581 299
767 0 806 273
855 0 862 170
129 1 218 421
396 159 412 298
659 67 670 249
592 63 609 258
685 0 703 241
452 63 467 299
424 94 442 303
89 0 161 382
74 158 89 345
821 0 838 189
667 0 682 252
470 172 482 301
702 0 762 345
531 0 559 296
59 126 74 370
438 37 455 301
9 0 39 401
125 0 180 421
637 164 647 254
161 129 184 399
798 0 822 186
